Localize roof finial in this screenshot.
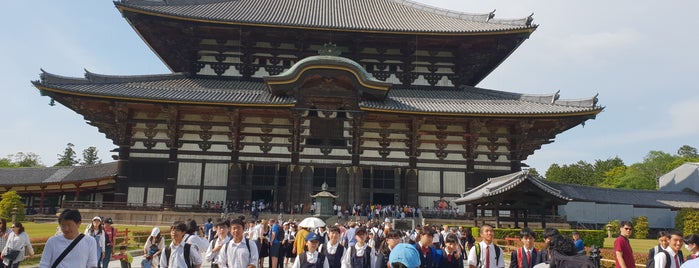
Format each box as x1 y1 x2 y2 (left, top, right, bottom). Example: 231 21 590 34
318 43 341 56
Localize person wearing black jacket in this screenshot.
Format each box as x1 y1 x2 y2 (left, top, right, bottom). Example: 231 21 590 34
440 233 464 268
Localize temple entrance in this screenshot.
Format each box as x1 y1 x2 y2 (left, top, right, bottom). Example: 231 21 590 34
373 193 395 205
251 190 273 207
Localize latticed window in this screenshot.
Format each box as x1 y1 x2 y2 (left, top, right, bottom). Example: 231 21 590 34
313 167 337 188
306 111 346 146
252 165 275 186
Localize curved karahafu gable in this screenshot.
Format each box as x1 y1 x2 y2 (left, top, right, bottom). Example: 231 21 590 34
264 55 392 101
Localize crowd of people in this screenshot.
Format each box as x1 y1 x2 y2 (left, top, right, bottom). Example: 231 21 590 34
1 210 699 267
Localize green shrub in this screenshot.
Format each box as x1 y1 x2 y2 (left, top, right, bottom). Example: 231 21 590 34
682 209 699 235
605 220 620 238
675 208 692 231
633 216 649 239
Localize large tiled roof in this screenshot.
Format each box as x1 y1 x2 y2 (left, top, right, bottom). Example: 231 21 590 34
0 162 117 186
454 170 699 209
454 171 571 204
34 70 601 116
116 0 535 33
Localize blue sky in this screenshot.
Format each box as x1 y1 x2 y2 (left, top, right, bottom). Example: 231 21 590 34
1 0 698 172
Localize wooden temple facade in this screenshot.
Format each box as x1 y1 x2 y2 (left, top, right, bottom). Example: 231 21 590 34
31 0 603 210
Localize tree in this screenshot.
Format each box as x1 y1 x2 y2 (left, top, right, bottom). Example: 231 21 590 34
0 191 25 222
0 153 44 168
677 145 699 158
544 160 597 185
13 152 43 167
632 216 649 239
55 143 79 167
81 146 102 165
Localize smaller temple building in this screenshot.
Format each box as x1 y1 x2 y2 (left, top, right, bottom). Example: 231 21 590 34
454 170 699 229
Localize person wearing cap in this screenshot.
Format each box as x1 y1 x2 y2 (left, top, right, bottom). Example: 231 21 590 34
389 243 421 268
103 218 117 268
85 216 106 267
341 227 372 268
143 227 164 268
290 232 329 268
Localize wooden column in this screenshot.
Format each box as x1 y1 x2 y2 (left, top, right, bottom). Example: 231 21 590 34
114 146 129 203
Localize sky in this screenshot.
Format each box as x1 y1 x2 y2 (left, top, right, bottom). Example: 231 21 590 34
1 1 698 172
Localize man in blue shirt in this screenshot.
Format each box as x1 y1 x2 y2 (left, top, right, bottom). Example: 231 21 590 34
572 231 585 254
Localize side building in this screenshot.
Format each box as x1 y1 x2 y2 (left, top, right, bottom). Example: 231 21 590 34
29 0 602 210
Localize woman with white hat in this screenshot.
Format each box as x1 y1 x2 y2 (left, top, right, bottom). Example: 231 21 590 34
85 216 106 267
143 227 164 268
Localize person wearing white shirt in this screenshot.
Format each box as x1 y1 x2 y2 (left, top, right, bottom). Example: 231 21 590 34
341 228 371 268
654 230 684 268
220 216 259 268
320 226 344 267
84 216 106 265
468 224 504 268
184 219 210 254
206 219 232 267
39 209 98 268
2 222 35 268
160 221 203 268
292 232 329 268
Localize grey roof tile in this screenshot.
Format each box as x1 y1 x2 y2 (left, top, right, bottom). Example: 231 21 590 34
118 0 535 33
34 71 601 115
0 162 117 186
454 171 699 209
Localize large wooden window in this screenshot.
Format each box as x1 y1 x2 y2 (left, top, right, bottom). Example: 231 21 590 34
306 111 346 146
252 165 275 186
313 167 337 188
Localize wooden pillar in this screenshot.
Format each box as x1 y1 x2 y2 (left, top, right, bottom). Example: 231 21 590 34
541 208 547 228
39 187 46 214
404 169 418 207
514 209 519 228
114 145 130 203
163 147 177 208
523 210 529 228
74 183 82 201
227 163 243 206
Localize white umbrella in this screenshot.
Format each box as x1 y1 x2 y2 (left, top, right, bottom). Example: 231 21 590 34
298 217 326 228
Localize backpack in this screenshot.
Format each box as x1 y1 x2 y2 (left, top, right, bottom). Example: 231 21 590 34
222 237 252 263
648 245 661 268
299 252 326 267
475 243 501 267
164 243 193 268
658 250 682 268
549 251 595 268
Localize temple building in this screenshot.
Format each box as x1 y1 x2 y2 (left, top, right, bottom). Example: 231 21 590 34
30 0 602 210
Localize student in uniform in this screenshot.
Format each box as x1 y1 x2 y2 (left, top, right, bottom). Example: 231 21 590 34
509 228 540 268
160 221 202 268
291 232 329 268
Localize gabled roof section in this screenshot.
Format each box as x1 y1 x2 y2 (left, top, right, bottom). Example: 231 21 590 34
0 162 118 186
659 162 699 193
264 55 392 100
33 70 603 116
116 0 536 34
454 171 571 204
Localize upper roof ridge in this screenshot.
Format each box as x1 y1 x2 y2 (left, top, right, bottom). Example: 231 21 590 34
83 70 187 84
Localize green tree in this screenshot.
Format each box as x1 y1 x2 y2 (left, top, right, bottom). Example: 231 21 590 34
55 143 79 167
677 145 699 158
676 208 692 231
592 157 625 180
0 191 25 222
0 157 17 168
81 146 102 165
13 152 43 167
681 209 699 236
632 216 649 239
544 160 597 185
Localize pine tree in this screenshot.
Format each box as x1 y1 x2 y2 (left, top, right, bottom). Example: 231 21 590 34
81 146 102 165
55 143 79 166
